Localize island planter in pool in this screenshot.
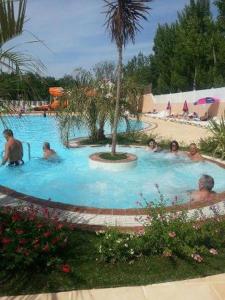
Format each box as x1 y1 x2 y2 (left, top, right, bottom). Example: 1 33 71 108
89 152 137 171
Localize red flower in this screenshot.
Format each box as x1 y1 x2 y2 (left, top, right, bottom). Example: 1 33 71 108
32 238 39 245
15 229 24 235
24 250 30 256
19 238 27 245
12 213 21 222
42 243 49 252
2 237 11 245
15 246 22 253
28 214 36 221
61 264 71 273
43 231 51 238
36 223 43 229
51 237 60 245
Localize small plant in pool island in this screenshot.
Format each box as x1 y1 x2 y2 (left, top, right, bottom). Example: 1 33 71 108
0 203 73 274
103 0 151 155
97 186 225 264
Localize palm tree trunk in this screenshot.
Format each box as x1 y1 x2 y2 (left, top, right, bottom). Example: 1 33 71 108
111 46 122 155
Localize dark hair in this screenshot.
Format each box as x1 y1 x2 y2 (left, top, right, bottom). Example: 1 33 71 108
3 129 13 137
170 140 179 151
148 138 156 145
43 142 50 150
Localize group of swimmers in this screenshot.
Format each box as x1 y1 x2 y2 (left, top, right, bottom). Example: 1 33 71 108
1 129 222 205
1 129 57 167
147 138 203 161
146 138 223 203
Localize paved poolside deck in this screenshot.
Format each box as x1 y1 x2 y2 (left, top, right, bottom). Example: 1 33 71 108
1 273 225 300
141 115 211 145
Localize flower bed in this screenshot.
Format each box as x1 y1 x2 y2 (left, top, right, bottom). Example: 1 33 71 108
0 204 72 273
97 191 225 264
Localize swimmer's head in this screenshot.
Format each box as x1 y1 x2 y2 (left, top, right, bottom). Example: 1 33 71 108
189 143 198 155
43 142 50 151
3 129 13 140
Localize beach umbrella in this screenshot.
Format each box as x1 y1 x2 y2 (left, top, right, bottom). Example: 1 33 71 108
183 100 188 112
166 101 171 110
193 97 220 105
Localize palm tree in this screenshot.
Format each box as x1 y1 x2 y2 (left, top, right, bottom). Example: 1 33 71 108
0 0 27 71
104 0 151 155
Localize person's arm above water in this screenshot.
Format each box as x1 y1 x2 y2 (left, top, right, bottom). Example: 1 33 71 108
1 143 10 165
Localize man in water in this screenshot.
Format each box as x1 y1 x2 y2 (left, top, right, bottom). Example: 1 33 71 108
43 142 57 160
190 174 215 203
187 143 204 161
1 129 24 166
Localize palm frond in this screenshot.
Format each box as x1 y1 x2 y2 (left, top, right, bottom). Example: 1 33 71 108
0 0 26 46
0 47 45 74
104 0 151 47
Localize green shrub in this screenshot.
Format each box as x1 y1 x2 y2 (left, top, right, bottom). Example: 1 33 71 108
200 115 225 159
199 137 217 155
99 152 127 160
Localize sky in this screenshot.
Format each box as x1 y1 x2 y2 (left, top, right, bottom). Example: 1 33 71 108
5 0 216 78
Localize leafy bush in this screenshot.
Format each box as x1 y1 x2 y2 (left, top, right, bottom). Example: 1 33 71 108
117 131 157 145
99 152 127 160
97 189 225 263
209 114 225 159
0 204 72 272
199 136 217 155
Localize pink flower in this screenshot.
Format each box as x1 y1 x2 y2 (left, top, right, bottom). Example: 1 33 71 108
168 232 176 238
209 248 218 255
191 253 203 263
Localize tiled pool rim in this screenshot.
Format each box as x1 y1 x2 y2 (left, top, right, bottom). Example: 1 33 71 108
0 154 225 231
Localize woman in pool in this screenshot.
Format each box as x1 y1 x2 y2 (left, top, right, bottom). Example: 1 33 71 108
170 140 180 154
146 139 160 152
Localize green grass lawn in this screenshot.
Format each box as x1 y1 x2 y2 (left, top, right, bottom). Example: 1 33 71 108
1 229 225 296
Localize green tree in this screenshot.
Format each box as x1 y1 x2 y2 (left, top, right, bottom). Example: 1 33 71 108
124 52 151 90
104 0 151 155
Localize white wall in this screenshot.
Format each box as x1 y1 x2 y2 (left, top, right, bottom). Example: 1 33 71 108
153 87 225 104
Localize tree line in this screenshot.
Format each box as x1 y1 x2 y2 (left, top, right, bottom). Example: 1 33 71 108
124 0 225 94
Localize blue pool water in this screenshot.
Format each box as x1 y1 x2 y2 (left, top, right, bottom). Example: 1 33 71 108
0 116 225 208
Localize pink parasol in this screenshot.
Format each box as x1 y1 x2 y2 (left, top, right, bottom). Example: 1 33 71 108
166 101 171 110
183 100 189 112
194 97 220 105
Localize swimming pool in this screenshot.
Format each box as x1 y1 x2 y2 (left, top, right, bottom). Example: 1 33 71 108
0 116 225 209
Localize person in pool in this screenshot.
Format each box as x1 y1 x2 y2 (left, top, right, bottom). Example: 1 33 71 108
1 129 24 166
187 143 204 161
43 142 57 160
170 140 180 154
190 174 215 204
146 139 160 152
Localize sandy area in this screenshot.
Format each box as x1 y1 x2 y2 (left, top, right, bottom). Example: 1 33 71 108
141 116 211 145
